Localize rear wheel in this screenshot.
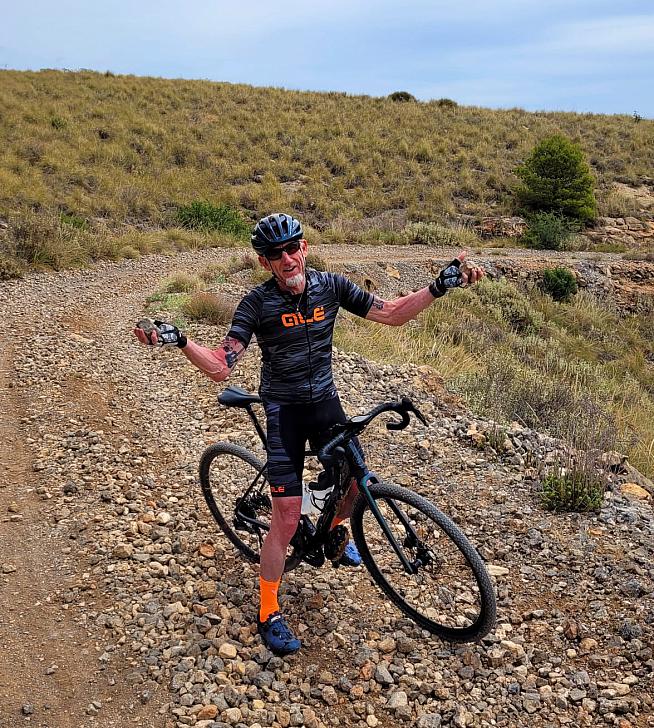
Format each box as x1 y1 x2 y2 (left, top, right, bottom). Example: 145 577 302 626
199 442 302 572
351 480 496 642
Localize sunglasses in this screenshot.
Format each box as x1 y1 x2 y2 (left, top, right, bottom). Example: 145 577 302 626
266 240 302 260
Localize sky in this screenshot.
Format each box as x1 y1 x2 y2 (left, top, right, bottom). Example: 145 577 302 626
2 0 653 117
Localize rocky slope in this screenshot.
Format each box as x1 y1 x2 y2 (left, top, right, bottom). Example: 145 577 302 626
1 246 653 728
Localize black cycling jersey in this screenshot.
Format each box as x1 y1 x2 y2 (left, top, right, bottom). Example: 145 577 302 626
227 269 374 404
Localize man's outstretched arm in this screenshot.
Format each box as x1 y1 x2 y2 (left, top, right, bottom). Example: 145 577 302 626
133 322 246 382
365 253 484 327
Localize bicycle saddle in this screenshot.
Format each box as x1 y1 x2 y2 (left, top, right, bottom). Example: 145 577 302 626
218 385 262 408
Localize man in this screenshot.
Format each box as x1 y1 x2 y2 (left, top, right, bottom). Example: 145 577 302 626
135 212 484 656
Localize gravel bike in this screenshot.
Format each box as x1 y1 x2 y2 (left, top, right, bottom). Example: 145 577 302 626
200 385 496 642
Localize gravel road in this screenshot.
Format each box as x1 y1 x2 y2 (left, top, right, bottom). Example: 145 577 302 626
1 246 652 728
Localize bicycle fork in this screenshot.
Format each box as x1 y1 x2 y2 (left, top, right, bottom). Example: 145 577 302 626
358 473 424 575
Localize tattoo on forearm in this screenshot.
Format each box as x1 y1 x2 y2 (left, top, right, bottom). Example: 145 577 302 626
221 336 245 369
371 297 385 310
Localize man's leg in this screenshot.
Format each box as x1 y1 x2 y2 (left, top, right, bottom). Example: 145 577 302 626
257 402 305 654
259 495 302 620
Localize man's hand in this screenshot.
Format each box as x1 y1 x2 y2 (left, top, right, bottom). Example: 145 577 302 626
133 319 187 348
429 252 485 298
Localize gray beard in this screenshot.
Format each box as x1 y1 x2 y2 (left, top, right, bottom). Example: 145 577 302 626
284 272 305 289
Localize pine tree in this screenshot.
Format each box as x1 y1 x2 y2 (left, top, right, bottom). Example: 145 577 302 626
516 135 597 224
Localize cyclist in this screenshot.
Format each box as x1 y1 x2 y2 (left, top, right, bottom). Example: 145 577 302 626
135 212 484 656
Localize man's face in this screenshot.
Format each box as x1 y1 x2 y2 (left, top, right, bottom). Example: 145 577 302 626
259 239 308 294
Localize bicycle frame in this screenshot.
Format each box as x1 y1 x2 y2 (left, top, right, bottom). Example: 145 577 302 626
232 433 424 575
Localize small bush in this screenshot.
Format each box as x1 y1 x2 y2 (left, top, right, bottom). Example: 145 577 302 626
305 252 328 271
160 272 203 293
199 263 227 284
388 91 416 103
523 212 574 250
436 98 458 109
0 254 23 280
540 467 604 512
176 201 250 238
119 245 140 259
50 115 67 130
60 212 88 230
403 222 457 246
540 267 578 302
402 221 479 247
182 292 235 325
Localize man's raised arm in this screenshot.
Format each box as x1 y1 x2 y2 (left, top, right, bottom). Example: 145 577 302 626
365 253 484 327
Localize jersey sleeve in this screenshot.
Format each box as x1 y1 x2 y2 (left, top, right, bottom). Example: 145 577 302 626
226 289 262 347
328 272 374 318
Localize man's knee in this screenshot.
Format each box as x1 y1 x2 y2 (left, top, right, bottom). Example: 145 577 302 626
271 496 302 540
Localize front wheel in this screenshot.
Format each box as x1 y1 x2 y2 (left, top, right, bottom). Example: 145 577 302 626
199 442 302 572
351 480 496 642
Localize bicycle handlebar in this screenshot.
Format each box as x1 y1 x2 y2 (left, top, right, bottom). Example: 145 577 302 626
317 397 427 468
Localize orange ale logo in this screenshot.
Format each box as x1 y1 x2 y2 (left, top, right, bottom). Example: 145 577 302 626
281 306 326 328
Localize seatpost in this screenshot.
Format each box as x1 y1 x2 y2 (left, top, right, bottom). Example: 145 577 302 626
245 404 267 449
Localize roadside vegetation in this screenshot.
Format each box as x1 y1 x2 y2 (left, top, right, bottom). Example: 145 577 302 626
1 69 653 273
335 279 654 479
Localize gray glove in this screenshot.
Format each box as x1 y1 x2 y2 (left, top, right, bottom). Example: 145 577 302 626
429 259 463 298
137 319 187 348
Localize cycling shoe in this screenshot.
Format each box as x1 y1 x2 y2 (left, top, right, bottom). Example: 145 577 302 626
257 611 301 656
339 540 362 567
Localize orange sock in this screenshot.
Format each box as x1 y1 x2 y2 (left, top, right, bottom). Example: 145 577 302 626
259 576 281 622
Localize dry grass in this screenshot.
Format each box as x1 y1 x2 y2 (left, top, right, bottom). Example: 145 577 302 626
336 279 654 477
0 69 652 271
182 292 236 325
160 272 203 293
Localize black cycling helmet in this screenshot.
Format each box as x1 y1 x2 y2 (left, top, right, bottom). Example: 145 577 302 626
251 213 303 255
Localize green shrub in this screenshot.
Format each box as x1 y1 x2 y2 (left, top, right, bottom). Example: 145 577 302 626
402 222 457 246
436 98 458 108
540 267 578 302
60 212 88 230
523 212 574 250
176 201 250 238
50 115 67 130
516 134 597 224
182 292 235 325
540 467 604 512
388 91 416 103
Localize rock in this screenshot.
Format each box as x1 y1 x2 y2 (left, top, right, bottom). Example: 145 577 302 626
21 704 34 715
196 580 217 599
374 664 394 685
112 543 133 559
620 482 651 499
1 563 17 573
487 564 510 577
378 637 396 653
387 690 408 709
563 619 579 640
157 511 172 525
197 705 218 720
222 706 242 724
417 715 442 728
198 543 216 558
218 642 238 659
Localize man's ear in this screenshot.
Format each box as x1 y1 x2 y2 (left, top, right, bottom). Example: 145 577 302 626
300 239 308 255
258 255 271 271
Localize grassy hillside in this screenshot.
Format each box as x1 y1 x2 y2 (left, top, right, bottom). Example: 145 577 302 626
1 69 653 272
